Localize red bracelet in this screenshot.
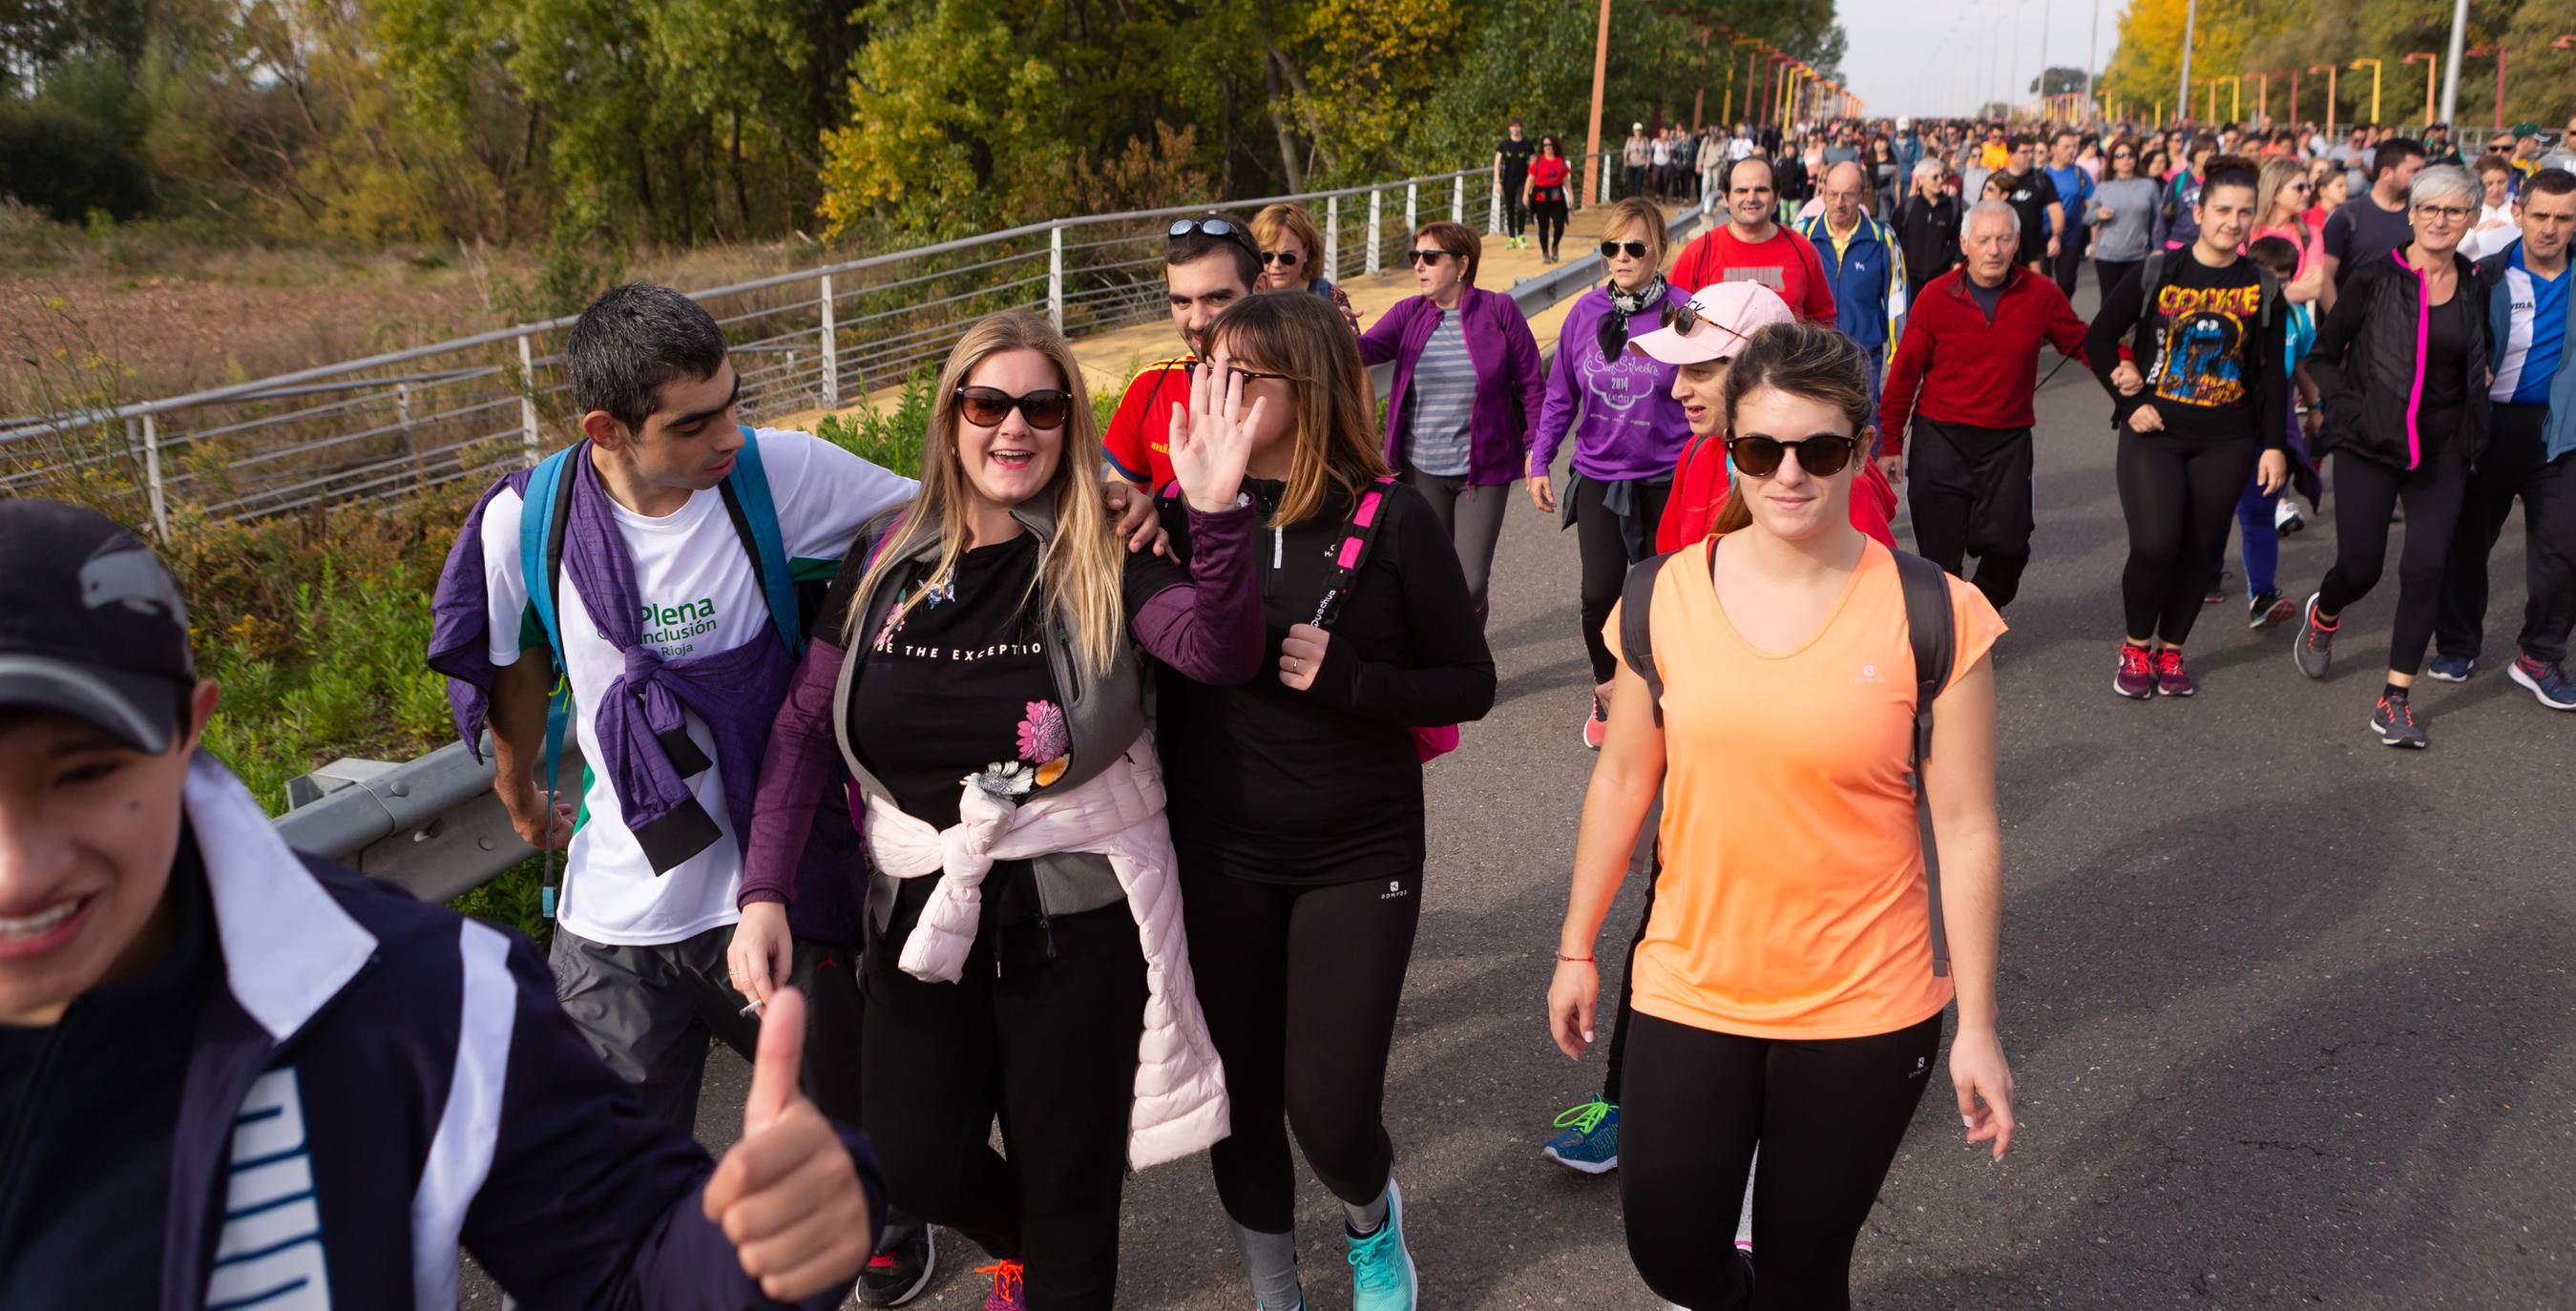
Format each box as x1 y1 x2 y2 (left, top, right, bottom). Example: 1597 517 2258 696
1557 953 1594 963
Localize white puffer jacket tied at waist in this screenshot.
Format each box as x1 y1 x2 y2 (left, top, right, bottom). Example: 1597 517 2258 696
862 731 1230 1170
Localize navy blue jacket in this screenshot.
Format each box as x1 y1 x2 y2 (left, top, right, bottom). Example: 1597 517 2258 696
1794 212 1909 353
160 754 883 1310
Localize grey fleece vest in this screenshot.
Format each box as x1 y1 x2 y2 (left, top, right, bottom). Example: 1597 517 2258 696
830 495 1145 931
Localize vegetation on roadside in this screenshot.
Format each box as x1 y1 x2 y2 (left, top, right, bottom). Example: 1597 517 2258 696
2104 0 2575 128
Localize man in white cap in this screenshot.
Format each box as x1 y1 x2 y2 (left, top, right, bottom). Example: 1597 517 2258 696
1624 123 1653 199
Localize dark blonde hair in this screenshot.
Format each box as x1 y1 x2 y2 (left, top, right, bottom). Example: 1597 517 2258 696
1204 292 1392 527
1414 220 1481 285
1251 203 1326 272
1600 197 1668 269
1711 322 1872 535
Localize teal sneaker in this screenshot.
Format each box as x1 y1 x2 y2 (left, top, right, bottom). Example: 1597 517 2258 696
1540 1098 1620 1174
1346 1178 1417 1311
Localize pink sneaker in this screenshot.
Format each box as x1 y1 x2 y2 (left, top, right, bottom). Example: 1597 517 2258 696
2153 647 2196 697
977 1260 1026 1311
1581 693 1608 750
2112 643 2155 699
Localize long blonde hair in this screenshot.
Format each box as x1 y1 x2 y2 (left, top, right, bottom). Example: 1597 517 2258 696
1204 292 1392 527
2255 156 2311 236
843 310 1124 675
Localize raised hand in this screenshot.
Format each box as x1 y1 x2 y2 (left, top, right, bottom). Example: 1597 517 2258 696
702 988 874 1301
1165 350 1263 514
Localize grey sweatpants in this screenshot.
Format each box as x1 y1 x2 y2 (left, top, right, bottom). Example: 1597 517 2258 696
1400 469 1512 631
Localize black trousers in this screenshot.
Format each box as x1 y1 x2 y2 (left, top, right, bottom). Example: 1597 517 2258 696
2095 258 2142 299
1183 865 1422 1235
1905 418 2037 611
1533 198 1570 258
2315 448 2471 677
1621 1012 1944 1310
1502 169 1530 238
2051 222 2088 297
2435 405 2576 665
2117 430 2260 644
859 905 1145 1311
1573 474 1675 685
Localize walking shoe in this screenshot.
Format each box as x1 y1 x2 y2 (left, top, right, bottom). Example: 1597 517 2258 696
2293 593 2335 679
2249 589 2296 630
1539 1098 1621 1174
859 1225 936 1307
1346 1180 1418 1311
1581 694 1608 750
2112 643 2156 699
2274 499 2306 535
2509 653 2576 710
2153 647 2197 697
2204 569 2231 605
976 1260 1026 1311
2369 692 2429 748
2424 654 2476 683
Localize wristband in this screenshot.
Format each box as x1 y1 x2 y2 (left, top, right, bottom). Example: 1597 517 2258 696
1557 953 1594 963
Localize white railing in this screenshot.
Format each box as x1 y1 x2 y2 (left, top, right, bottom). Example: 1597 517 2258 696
4 153 1617 537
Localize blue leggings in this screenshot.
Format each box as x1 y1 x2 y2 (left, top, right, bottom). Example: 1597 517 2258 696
2230 474 2280 598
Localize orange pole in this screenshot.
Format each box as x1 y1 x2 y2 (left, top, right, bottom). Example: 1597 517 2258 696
1579 0 1611 210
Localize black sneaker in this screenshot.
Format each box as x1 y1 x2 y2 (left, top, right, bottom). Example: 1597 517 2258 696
2293 593 2335 680
2369 693 2430 749
859 1223 936 1307
2248 589 2295 630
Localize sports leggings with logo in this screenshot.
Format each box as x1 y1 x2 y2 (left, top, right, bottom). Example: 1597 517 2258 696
1180 862 1423 1234
1620 1010 1943 1310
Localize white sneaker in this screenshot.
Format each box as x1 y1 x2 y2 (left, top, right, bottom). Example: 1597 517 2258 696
2273 499 2306 536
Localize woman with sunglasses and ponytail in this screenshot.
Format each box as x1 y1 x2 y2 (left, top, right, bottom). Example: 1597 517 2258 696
1154 291 1496 1311
1530 196 1692 749
1356 220 1544 631
1525 136 1574 262
1549 320 2015 1310
738 309 1264 1311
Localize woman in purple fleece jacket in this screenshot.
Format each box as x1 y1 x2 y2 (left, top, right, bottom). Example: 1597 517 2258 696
730 309 1264 1311
1526 196 1692 747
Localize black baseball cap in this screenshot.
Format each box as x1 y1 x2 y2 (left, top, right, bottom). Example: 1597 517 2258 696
0 499 197 753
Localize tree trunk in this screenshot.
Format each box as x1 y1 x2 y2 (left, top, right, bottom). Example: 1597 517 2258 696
1263 52 1305 193
1267 44 1338 177
730 109 753 236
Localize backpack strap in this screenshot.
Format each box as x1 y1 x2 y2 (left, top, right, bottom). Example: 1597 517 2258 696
718 426 805 661
1893 549 1957 978
2137 250 2168 311
2252 262 2281 332
1310 476 1401 632
1617 547 1683 726
514 446 579 919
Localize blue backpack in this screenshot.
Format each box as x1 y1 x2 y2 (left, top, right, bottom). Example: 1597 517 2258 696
516 426 805 916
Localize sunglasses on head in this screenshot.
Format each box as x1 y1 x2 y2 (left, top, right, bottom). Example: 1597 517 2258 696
1168 218 1247 248
1406 248 1454 266
1656 298 1752 351
1600 239 1651 260
1726 433 1858 478
953 385 1073 430
1260 249 1301 267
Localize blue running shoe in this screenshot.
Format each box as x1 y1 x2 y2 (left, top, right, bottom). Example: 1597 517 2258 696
2425 654 2476 683
2510 653 2576 711
1540 1098 1620 1174
1347 1179 1417 1311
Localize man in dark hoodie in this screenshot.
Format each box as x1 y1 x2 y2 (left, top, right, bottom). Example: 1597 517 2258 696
0 498 883 1309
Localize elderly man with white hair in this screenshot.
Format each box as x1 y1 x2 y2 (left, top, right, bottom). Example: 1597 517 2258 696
1876 198 2091 611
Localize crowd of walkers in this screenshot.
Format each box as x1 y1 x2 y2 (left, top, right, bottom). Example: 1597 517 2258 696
5 105 2566 1311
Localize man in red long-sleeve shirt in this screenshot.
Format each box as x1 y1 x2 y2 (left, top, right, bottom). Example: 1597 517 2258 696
1876 198 2088 610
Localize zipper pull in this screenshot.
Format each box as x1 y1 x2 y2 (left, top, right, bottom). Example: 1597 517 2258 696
1273 527 1283 569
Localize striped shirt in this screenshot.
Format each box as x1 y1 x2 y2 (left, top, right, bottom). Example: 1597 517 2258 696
1406 310 1477 476
2490 251 2569 406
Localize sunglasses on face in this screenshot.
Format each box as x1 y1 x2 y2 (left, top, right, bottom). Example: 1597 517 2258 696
1727 433 1858 478
1260 249 1301 267
1600 239 1651 260
953 385 1073 430
1406 249 1454 266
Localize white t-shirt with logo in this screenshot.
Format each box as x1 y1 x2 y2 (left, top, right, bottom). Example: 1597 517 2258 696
478 429 915 946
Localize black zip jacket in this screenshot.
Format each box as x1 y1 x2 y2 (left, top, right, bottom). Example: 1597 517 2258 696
2307 247 2491 471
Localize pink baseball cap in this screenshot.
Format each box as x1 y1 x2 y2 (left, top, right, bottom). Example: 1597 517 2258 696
1627 281 1795 365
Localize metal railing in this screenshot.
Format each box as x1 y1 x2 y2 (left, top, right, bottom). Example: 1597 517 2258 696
7 154 1618 539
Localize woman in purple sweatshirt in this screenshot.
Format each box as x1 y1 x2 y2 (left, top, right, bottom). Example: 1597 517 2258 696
1526 196 1692 748
729 309 1264 1311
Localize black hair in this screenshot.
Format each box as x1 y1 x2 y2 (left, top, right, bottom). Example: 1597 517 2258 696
2201 154 2261 199
2007 134 2033 151
1166 212 1261 291
2246 234 2301 280
2525 168 2576 199
2373 136 2427 180
564 283 729 431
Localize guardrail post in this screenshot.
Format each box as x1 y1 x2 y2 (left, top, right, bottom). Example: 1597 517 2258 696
1600 155 1612 205
516 332 540 462
1365 191 1382 276
819 272 840 409
135 416 169 541
1326 196 1340 280
1047 223 1065 332
395 382 423 479
1452 175 1465 224
1405 181 1418 240
1489 181 1501 235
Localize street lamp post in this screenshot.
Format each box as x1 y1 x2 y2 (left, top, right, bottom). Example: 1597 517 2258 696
2254 71 2272 123
2350 57 2382 127
2310 63 2338 137
2439 0 2469 128
2177 0 2198 123
1579 0 1610 213
2402 52 2438 130
2466 46 2503 133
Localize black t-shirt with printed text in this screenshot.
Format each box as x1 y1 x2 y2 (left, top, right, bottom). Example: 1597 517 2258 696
2000 170 2062 261
1497 137 1534 178
2087 248 2290 447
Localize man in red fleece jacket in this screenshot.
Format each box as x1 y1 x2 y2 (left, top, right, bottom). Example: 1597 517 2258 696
1877 198 2089 610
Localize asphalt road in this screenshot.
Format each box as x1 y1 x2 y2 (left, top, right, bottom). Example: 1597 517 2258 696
468 272 2576 1310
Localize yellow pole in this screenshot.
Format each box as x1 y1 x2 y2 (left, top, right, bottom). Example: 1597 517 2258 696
2350 57 2382 124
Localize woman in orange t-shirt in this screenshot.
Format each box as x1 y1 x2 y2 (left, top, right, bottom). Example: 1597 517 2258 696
1545 321 2017 1310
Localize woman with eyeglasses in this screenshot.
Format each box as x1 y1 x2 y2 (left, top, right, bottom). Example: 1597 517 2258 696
1530 196 1692 749
2293 163 2493 749
1549 320 2013 1310
738 308 1265 1310
1355 221 1543 631
1525 135 1574 262
2088 136 2160 295
1152 291 1495 1311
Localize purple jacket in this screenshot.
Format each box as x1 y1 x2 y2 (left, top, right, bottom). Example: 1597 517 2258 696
1529 284 1693 482
1357 287 1544 487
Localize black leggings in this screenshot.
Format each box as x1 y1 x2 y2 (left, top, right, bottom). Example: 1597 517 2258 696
1574 474 1674 686
1599 859 1659 1104
1183 866 1422 1234
2116 430 2259 644
1533 197 1570 257
2314 449 2470 677
1503 171 1530 238
1621 1011 1944 1310
2095 258 2141 298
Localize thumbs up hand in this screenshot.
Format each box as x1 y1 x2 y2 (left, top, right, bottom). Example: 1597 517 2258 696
701 988 874 1301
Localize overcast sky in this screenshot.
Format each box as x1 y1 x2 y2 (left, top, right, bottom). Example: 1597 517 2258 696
1830 0 2127 118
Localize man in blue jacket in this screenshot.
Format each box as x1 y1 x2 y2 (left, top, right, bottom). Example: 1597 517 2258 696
0 498 885 1309
1795 160 1910 411
2429 168 2576 709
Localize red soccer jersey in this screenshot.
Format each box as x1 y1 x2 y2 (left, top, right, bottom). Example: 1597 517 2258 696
1655 429 1898 552
1668 225 1836 324
1102 357 1195 489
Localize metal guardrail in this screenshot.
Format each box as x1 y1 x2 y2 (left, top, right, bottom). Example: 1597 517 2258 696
261 203 1693 902
10 154 1624 540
